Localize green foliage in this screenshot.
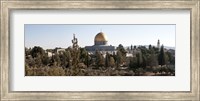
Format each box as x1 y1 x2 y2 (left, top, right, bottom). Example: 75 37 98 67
79 48 91 67
147 54 158 67
65 50 72 67
71 49 80 68
95 50 105 67
166 51 175 65
52 53 61 66
117 44 127 56
136 52 143 67
80 48 87 63
34 57 42 67
129 57 138 72
25 47 31 56
142 55 147 67
105 52 110 67
148 44 152 50
48 67 65 76
109 56 115 67
135 68 145 76
25 42 175 76
42 53 50 66
158 45 167 66
116 51 123 67
30 46 45 58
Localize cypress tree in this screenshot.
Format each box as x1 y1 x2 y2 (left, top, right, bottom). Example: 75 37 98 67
158 45 166 66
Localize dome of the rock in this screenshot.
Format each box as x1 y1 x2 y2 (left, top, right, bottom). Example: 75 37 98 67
94 32 108 45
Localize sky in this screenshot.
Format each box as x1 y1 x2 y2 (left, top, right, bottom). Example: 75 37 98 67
25 24 175 49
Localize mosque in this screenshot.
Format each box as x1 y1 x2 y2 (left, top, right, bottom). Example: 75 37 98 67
85 32 116 54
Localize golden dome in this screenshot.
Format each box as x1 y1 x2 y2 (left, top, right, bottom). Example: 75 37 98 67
94 32 108 42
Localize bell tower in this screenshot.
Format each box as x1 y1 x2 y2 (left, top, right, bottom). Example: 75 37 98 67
157 39 160 49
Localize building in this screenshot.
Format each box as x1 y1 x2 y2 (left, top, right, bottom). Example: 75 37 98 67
157 39 160 49
85 32 116 55
56 48 66 54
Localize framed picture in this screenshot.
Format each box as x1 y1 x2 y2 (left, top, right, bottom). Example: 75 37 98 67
1 0 199 100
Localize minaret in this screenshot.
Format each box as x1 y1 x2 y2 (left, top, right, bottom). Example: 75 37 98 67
157 39 160 49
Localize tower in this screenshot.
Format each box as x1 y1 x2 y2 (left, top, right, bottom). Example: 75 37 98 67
157 39 160 49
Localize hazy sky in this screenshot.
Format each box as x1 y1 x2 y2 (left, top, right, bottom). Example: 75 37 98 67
25 24 175 49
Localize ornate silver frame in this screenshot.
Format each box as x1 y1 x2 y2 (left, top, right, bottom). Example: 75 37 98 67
1 0 199 100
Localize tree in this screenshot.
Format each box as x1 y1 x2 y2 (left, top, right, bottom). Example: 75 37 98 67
166 51 175 65
70 49 80 68
59 52 67 68
95 50 104 67
51 53 61 66
112 52 117 64
42 53 50 66
129 57 138 72
25 54 35 67
71 34 80 69
116 51 123 67
109 56 115 67
139 46 147 55
117 44 127 57
30 46 45 58
48 67 65 76
136 52 143 67
142 54 147 67
153 46 159 54
85 52 89 67
65 50 72 68
25 47 31 56
34 57 42 67
158 45 167 66
134 45 137 49
131 45 133 50
147 54 158 67
148 45 155 54
105 52 110 67
148 44 152 50
79 48 87 63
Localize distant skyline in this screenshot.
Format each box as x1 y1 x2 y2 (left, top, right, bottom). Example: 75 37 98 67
25 24 175 49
